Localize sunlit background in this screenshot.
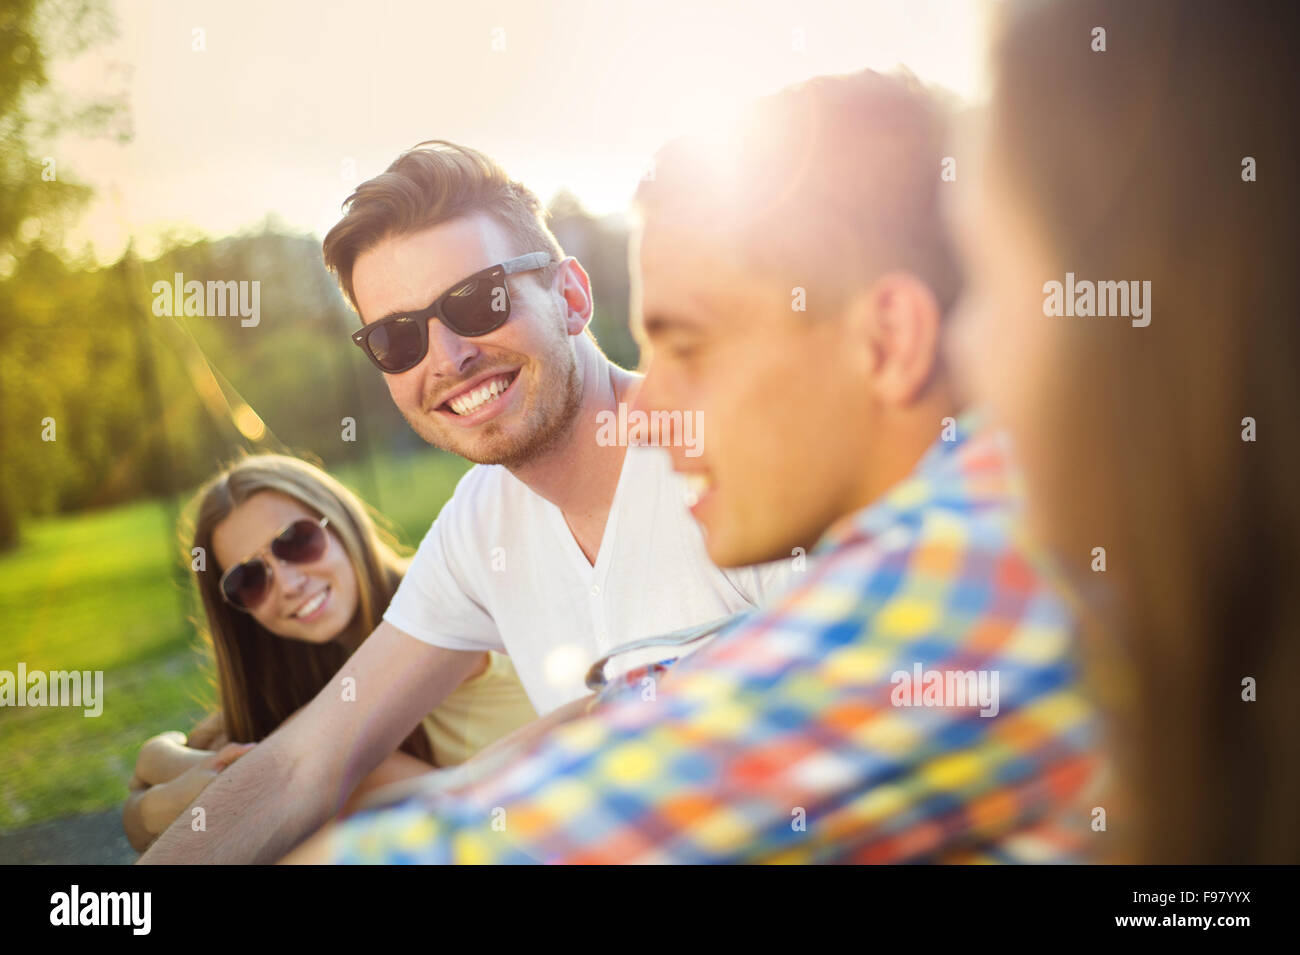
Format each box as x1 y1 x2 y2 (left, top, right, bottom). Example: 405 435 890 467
55 0 993 261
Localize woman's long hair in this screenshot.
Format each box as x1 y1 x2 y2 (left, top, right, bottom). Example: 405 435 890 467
184 453 434 763
991 0 1299 861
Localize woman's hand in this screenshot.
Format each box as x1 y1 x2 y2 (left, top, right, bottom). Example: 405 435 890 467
185 711 228 751
130 731 206 789
123 739 255 852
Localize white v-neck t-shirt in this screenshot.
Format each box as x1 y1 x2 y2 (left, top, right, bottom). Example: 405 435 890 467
383 445 795 715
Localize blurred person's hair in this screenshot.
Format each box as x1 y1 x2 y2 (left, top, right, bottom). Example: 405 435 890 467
322 140 564 313
993 0 1299 862
184 454 433 763
634 69 963 318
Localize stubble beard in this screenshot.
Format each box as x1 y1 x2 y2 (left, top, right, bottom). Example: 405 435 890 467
403 336 584 471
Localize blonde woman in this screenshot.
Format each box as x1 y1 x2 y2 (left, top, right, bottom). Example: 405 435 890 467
122 454 537 852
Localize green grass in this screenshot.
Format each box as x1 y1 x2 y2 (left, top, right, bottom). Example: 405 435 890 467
0 448 470 831
331 449 472 548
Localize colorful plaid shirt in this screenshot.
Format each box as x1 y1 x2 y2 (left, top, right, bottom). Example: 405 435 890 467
326 414 1098 863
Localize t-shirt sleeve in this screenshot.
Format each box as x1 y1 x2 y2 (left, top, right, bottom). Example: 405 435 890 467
382 472 504 654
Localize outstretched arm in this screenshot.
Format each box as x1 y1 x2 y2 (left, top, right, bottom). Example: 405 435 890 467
123 740 255 853
138 622 485 864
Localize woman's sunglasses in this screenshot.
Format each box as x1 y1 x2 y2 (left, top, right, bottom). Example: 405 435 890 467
351 251 553 374
217 516 331 612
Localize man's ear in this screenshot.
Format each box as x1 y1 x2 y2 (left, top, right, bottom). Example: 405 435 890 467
555 256 594 336
860 272 943 406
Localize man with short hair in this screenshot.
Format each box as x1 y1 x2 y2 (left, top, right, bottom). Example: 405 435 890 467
299 70 1096 864
140 141 789 864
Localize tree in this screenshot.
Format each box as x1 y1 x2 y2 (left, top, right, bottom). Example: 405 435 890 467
0 0 124 549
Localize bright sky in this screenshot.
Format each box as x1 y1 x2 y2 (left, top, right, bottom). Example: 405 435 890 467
52 0 996 262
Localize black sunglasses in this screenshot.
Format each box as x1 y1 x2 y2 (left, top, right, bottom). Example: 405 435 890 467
218 516 330 612
351 252 553 374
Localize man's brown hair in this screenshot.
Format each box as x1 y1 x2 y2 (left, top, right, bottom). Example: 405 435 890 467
323 140 564 314
634 69 962 317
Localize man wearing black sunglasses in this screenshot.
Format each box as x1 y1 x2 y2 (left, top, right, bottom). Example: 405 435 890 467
140 141 793 864
350 252 553 373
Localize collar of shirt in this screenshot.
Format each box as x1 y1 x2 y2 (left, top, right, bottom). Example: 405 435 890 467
812 406 1005 558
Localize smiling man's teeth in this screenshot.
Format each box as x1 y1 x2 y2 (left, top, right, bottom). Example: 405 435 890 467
447 374 513 416
682 473 712 508
293 588 328 618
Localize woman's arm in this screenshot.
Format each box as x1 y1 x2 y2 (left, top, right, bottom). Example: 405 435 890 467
131 731 215 789
124 712 228 794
